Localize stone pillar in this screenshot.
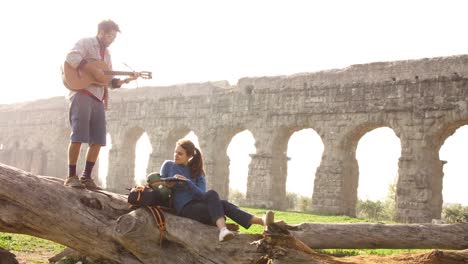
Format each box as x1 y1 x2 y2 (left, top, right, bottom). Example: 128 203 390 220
0 149 12 168
246 152 288 210
44 146 68 178
10 148 33 173
106 147 135 193
245 128 289 210
30 148 47 175
146 132 173 174
198 130 230 199
147 153 165 174
45 130 70 178
395 137 443 223
312 138 358 216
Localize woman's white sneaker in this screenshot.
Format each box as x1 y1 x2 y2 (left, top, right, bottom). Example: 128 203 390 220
219 228 235 242
262 210 274 226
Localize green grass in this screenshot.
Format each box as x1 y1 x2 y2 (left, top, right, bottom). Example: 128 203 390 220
234 207 372 234
228 207 429 257
1 207 428 260
0 232 64 253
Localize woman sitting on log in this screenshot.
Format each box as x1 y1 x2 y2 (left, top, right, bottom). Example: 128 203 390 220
160 138 274 242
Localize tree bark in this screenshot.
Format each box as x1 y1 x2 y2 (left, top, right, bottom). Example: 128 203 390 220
0 163 467 264
291 222 468 249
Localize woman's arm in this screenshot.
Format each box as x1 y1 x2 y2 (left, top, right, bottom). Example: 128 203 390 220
160 161 178 188
159 160 171 177
173 173 206 194
185 174 206 195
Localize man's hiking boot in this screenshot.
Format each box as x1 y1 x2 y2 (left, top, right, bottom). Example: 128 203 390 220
64 176 85 188
219 228 235 242
262 210 274 226
79 177 102 190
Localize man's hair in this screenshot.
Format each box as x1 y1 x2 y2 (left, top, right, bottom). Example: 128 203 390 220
98 19 121 33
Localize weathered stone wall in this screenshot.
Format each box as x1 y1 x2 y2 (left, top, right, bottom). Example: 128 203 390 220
2 54 468 223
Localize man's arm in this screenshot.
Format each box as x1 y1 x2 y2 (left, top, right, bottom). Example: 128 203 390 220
65 38 87 69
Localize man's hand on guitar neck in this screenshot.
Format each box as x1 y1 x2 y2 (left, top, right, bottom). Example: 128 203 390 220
117 72 139 87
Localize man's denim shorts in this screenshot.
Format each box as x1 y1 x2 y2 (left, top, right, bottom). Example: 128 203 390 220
69 92 106 146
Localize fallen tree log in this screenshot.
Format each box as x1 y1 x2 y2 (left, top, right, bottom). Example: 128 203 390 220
291 222 468 249
0 163 324 263
0 163 467 264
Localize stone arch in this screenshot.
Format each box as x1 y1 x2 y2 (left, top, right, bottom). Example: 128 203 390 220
0 140 13 166
13 141 20 149
166 127 193 146
433 120 468 152
338 122 401 216
226 129 256 200
199 126 250 198
42 128 70 178
134 132 153 185
30 141 48 175
7 140 33 173
356 127 400 202
273 126 325 210
435 120 468 207
166 127 193 153
106 126 151 192
246 126 324 210
143 127 197 179
98 133 113 188
285 128 324 210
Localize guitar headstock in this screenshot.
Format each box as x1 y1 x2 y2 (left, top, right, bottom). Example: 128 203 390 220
139 71 152 80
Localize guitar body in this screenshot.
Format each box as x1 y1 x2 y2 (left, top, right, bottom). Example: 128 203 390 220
61 60 152 91
62 60 112 91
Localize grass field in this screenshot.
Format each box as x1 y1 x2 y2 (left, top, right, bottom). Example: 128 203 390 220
232 208 428 257
0 207 428 263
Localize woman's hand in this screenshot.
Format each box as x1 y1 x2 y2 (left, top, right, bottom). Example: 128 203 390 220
164 174 187 187
174 174 188 181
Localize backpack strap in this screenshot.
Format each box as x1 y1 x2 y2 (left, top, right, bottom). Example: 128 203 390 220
149 181 165 187
146 206 166 245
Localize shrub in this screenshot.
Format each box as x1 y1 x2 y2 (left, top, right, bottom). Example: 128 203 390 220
442 203 468 223
286 192 312 212
228 189 247 206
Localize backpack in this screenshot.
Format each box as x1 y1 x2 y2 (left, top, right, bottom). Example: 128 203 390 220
127 172 173 208
127 172 173 245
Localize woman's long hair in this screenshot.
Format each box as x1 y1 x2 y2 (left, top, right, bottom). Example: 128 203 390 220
176 139 205 178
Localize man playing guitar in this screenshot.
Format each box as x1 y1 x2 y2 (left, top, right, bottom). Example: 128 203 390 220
63 19 138 190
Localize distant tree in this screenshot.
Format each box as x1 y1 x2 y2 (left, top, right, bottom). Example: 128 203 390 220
297 196 313 212
285 193 312 212
228 188 247 206
442 203 468 223
357 199 385 220
382 182 396 220
357 182 396 221
286 192 298 210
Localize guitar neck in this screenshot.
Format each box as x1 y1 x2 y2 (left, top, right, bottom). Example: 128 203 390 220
103 71 135 76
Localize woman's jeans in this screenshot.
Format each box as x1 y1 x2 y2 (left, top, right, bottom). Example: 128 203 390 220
179 190 253 229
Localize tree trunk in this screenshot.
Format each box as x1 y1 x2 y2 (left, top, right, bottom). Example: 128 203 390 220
291 222 468 249
0 163 467 264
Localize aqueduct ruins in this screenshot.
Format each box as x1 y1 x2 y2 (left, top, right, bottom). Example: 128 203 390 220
1 55 468 223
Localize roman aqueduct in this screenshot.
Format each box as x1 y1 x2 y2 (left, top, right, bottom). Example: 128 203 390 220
1 55 468 223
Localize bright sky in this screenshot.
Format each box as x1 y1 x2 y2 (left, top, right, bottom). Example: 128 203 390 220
2 0 468 205
2 0 468 104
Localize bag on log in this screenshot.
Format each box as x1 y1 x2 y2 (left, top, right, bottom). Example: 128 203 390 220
127 172 173 208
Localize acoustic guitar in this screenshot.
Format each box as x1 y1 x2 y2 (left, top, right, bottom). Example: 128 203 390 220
62 60 152 91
